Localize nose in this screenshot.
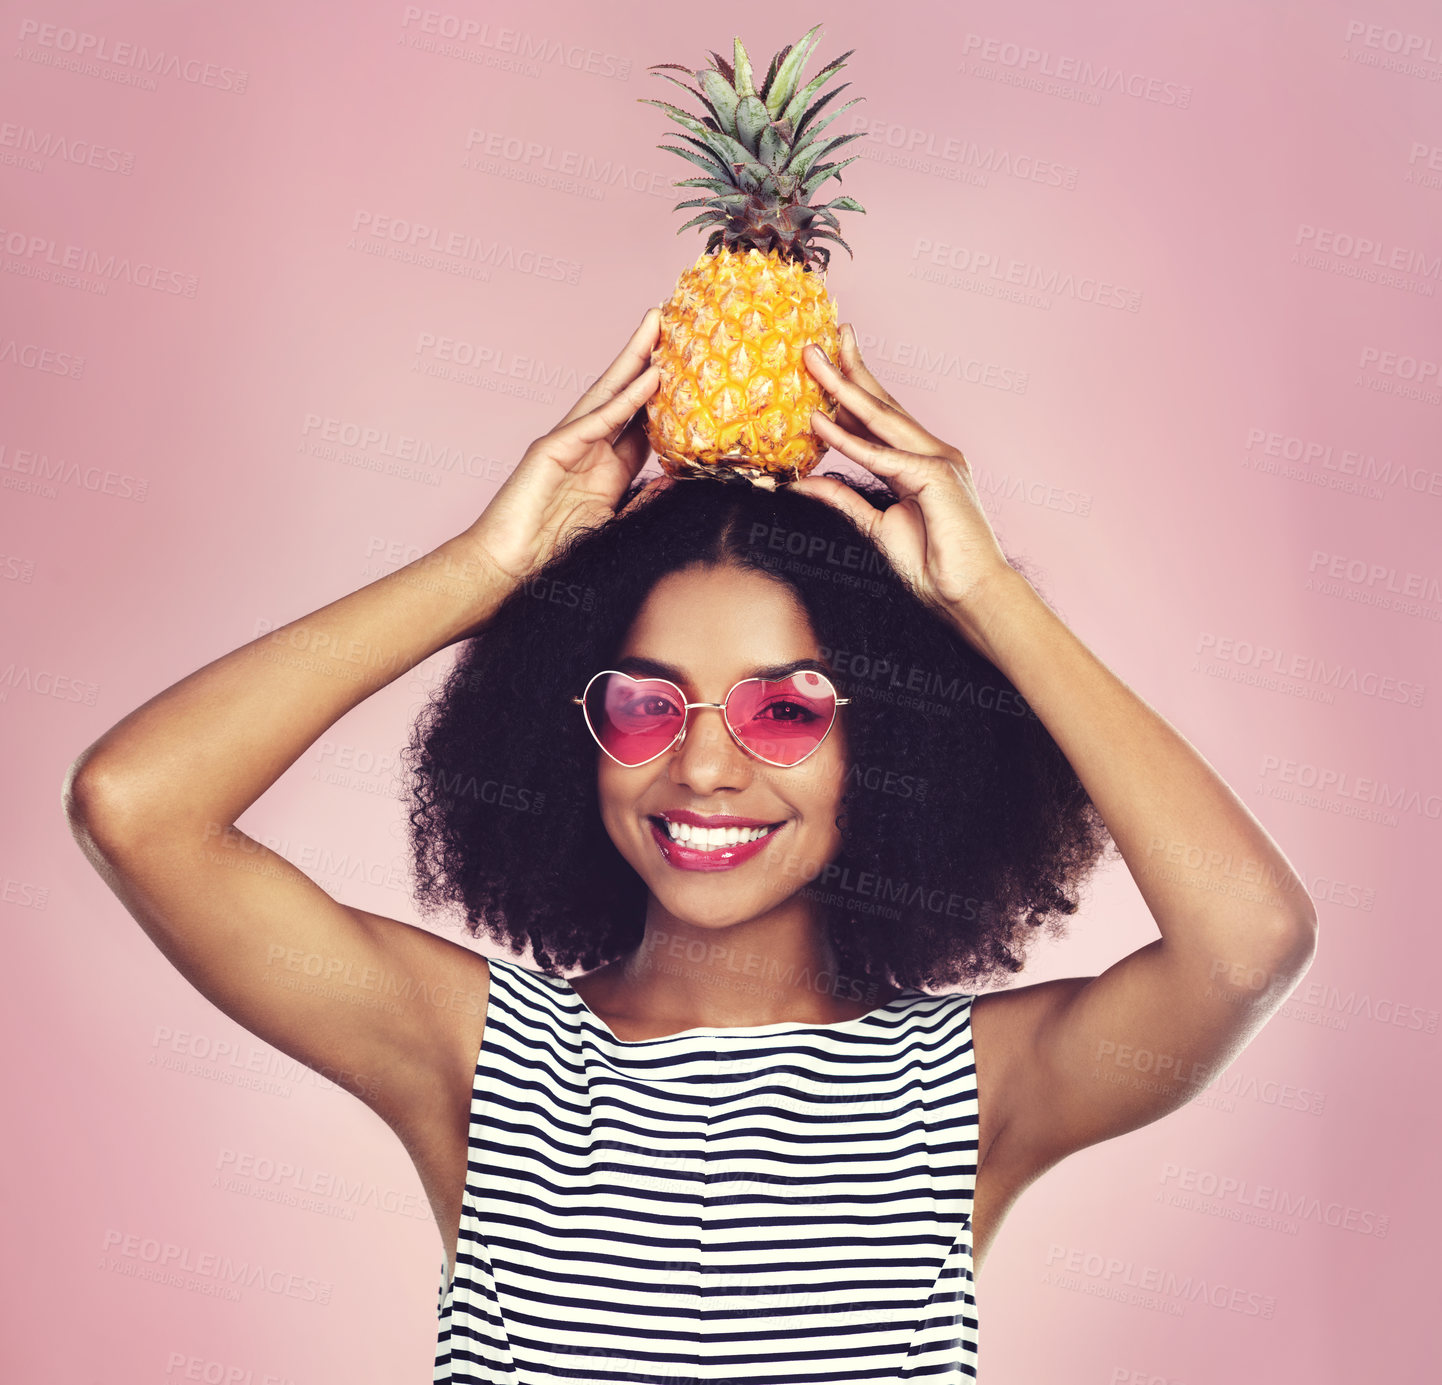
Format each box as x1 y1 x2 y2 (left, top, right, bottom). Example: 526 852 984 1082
668 703 752 789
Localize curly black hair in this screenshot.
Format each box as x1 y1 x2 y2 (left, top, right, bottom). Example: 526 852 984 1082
403 468 1114 992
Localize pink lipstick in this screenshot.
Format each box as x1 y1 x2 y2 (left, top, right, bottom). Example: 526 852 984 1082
647 812 787 873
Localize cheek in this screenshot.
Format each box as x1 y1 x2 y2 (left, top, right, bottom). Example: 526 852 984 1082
595 761 658 858
798 750 848 821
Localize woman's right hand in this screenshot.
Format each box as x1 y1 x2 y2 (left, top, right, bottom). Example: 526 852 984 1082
460 308 668 586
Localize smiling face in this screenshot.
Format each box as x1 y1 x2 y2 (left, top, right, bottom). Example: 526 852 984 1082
593 561 849 936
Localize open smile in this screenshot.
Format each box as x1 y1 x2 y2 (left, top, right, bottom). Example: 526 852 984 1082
646 815 788 872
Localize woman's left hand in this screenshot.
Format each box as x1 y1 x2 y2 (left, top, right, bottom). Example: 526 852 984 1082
790 325 1018 648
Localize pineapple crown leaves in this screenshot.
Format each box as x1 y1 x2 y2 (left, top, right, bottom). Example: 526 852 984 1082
637 23 868 270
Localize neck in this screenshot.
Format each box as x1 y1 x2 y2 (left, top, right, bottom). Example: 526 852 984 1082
596 898 891 1029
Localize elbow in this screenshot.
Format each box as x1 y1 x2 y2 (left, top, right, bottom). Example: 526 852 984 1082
62 751 146 855
62 748 117 827
1267 904 1319 979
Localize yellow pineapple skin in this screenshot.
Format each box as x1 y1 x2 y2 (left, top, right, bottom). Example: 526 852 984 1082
645 246 841 486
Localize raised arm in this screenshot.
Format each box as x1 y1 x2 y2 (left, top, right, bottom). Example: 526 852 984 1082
794 327 1318 1179
62 528 519 1128
62 309 665 1142
944 566 1318 1166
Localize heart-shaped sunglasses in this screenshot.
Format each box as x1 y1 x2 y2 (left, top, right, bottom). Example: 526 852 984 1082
572 669 850 768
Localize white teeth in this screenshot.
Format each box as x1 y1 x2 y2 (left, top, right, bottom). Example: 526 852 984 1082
660 819 779 850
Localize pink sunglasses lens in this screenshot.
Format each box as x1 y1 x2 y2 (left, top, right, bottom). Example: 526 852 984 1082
586 675 687 765
584 671 839 766
724 672 839 765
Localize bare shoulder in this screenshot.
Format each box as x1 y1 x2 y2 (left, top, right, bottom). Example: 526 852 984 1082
969 976 1093 1170
359 911 492 1089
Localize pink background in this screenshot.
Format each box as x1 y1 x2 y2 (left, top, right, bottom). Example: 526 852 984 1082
5 1 1439 1380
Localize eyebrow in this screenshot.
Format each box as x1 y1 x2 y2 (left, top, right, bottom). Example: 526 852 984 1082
614 654 835 685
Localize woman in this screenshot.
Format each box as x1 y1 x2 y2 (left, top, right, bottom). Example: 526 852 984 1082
64 309 1318 1382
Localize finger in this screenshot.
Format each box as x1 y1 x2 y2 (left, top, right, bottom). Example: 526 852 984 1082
838 323 918 423
809 409 931 500
832 398 885 444
561 364 661 448
612 400 653 469
804 343 940 455
554 307 662 429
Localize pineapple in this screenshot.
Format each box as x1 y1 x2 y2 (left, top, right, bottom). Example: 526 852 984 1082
640 25 867 487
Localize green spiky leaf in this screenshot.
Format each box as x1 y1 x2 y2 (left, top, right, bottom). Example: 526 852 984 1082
649 69 722 122
676 212 725 235
792 83 852 143
781 50 854 127
639 99 753 167
735 94 769 153
759 43 789 102
656 141 731 181
785 138 830 182
790 95 863 155
697 68 741 137
765 23 823 118
758 124 788 171
788 130 866 180
734 160 769 194
647 29 867 269
802 154 862 195
675 176 742 194
670 133 737 169
674 192 749 213
808 228 855 257
807 129 868 164
732 36 756 97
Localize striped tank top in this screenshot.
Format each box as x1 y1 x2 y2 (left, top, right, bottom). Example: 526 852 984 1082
434 953 981 1382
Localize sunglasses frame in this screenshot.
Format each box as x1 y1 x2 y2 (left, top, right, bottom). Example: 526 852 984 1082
571 668 851 769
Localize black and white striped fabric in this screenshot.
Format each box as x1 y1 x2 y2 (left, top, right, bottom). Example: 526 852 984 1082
434 953 980 1382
